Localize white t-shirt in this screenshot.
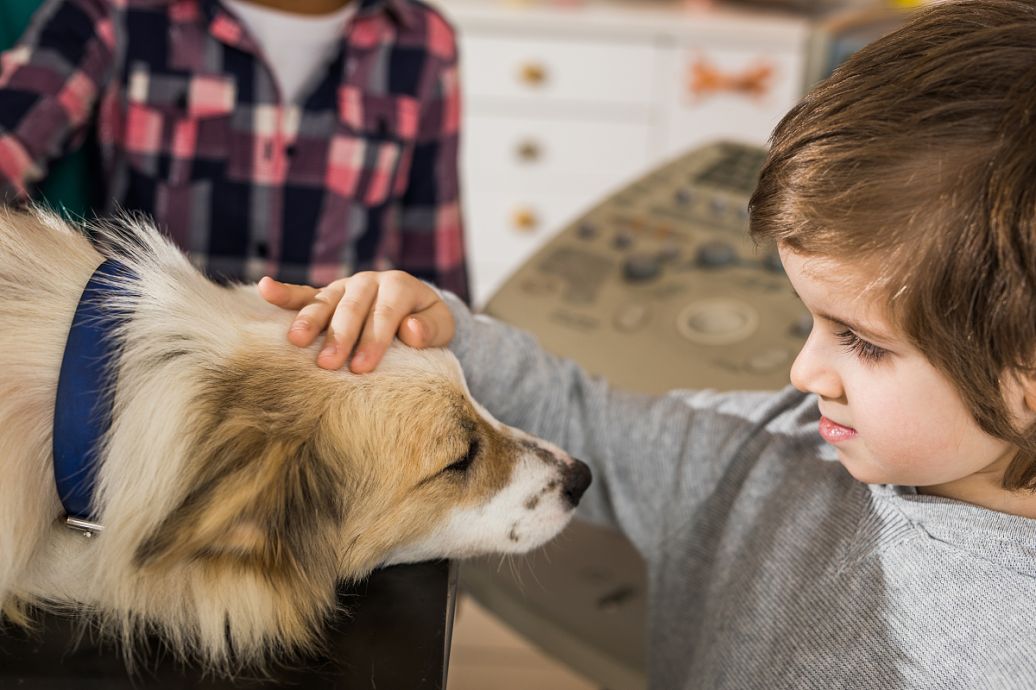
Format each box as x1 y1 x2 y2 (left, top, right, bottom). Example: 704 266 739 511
222 0 357 104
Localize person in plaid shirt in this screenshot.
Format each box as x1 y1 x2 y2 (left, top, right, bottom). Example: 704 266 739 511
0 0 469 302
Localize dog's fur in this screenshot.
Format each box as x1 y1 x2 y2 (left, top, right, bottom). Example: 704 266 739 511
0 208 589 671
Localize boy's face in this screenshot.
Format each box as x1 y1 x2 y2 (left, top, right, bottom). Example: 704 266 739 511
780 246 1017 488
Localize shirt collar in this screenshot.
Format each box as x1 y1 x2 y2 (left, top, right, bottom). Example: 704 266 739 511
877 483 1036 577
357 0 415 25
197 0 415 29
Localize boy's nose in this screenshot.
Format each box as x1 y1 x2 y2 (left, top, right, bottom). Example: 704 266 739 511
561 460 592 508
789 334 843 400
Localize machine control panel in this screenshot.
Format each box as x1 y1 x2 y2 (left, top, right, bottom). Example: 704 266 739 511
484 141 810 395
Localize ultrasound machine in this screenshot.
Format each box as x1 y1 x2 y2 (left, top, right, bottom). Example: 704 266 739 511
461 141 811 690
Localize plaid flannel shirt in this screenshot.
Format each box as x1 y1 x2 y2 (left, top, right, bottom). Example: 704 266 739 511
0 0 469 300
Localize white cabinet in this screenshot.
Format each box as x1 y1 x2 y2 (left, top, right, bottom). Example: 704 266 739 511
462 110 656 300
442 0 811 306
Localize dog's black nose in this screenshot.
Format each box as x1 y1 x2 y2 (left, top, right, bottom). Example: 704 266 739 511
561 459 592 508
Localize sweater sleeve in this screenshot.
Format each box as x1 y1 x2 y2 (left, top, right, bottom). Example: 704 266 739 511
443 292 790 560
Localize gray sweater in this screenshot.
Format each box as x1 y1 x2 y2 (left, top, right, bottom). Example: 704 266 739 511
444 294 1036 690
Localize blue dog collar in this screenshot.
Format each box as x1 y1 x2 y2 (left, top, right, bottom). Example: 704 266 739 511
53 259 134 537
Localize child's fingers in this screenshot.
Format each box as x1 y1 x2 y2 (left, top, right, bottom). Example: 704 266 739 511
398 301 455 349
257 276 320 310
399 316 427 349
259 276 330 348
349 272 419 373
317 274 380 370
287 281 345 348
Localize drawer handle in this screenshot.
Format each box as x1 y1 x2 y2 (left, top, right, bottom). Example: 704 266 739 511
511 206 540 233
687 56 774 99
518 62 548 87
515 139 542 162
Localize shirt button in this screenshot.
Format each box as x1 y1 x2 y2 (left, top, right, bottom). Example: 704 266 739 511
255 242 268 258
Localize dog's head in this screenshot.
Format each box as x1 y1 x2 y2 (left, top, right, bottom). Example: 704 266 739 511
129 339 590 596
0 209 590 670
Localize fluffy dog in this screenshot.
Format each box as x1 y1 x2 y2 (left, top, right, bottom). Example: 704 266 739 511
0 208 591 671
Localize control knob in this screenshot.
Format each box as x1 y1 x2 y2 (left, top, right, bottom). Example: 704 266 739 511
695 241 738 268
761 251 784 273
622 253 663 283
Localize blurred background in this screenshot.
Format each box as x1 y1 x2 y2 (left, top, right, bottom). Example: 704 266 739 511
443 0 923 308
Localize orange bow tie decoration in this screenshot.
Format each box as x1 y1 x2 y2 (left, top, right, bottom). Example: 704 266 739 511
688 56 775 100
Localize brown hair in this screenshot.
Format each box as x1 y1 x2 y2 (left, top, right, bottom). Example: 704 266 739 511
749 0 1036 490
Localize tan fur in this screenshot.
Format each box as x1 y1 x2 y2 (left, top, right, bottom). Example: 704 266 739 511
0 208 588 674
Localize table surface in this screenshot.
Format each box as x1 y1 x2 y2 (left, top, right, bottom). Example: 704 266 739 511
0 560 458 690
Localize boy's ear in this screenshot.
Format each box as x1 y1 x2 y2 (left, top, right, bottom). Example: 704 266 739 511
133 429 345 579
1010 371 1036 423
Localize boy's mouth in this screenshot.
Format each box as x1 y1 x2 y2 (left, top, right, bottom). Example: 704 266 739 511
818 416 857 444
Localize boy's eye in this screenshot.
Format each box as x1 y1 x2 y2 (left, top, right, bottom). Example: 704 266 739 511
835 329 888 363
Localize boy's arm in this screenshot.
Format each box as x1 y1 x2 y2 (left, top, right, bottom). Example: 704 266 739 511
439 291 787 559
0 0 115 203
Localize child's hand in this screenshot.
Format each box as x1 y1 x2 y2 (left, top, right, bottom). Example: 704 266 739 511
257 271 455 373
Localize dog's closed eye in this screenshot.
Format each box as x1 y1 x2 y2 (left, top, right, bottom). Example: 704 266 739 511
443 438 479 475
414 437 481 490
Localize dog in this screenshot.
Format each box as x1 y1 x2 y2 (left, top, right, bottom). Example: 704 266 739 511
0 207 591 672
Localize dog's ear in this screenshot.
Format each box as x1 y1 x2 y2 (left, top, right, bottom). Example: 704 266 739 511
133 427 344 582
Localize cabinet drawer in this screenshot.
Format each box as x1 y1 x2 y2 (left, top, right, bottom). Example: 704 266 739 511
462 113 653 181
465 182 612 305
460 33 658 107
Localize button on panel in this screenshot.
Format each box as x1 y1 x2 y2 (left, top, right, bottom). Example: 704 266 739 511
578 222 599 239
613 303 651 332
612 231 634 250
694 241 737 268
762 251 784 273
676 298 759 346
790 313 813 338
747 348 792 373
622 253 663 282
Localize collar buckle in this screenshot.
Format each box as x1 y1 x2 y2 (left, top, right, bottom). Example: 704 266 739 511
64 516 105 538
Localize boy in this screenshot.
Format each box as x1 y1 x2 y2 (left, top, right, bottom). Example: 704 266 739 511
261 0 1036 686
